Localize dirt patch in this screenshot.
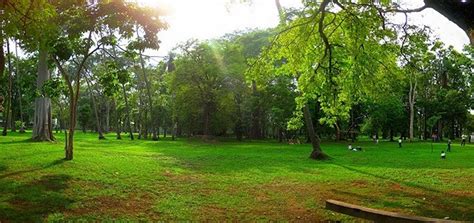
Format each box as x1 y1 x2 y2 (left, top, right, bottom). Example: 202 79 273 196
243 182 333 221
162 171 205 185
446 190 474 197
66 193 157 219
351 180 369 188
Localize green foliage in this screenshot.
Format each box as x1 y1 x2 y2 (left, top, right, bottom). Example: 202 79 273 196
42 78 67 99
14 120 25 129
170 40 228 135
78 96 93 131
252 4 399 130
96 61 123 97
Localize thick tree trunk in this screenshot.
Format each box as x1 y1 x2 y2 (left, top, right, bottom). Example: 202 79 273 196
303 105 328 160
438 120 443 141
65 95 78 160
32 48 54 141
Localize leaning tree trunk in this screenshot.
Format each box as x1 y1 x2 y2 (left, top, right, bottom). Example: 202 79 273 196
135 27 159 141
85 75 105 140
303 105 329 160
138 51 158 141
32 47 54 141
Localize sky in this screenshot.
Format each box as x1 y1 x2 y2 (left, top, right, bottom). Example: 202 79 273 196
138 0 470 60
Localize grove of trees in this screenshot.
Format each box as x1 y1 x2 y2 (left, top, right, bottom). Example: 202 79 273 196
0 0 473 160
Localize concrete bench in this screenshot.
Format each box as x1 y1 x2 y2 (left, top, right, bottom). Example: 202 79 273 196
326 199 463 223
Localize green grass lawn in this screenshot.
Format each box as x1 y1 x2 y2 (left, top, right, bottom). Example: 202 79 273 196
1 132 473 222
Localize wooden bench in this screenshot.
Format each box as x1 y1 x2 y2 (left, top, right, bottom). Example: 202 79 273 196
326 199 464 223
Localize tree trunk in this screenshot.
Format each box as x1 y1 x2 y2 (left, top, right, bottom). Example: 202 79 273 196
116 118 122 140
65 94 78 161
334 122 341 141
408 77 416 142
32 47 54 141
0 30 4 79
85 76 105 140
203 102 211 136
2 40 13 136
278 127 283 143
136 29 158 141
234 93 243 141
438 120 443 141
423 108 427 140
251 81 262 139
303 105 328 160
172 122 177 141
105 100 110 133
17 64 25 133
121 83 134 140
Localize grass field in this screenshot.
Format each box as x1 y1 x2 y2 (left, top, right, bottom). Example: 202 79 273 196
1 132 473 222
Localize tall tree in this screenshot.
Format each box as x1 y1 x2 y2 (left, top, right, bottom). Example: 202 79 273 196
50 0 166 160
252 1 400 159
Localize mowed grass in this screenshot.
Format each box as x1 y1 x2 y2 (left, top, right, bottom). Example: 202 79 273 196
1 132 473 222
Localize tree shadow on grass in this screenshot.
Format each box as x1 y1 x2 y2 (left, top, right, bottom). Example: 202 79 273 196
0 174 73 222
0 138 37 146
0 159 65 180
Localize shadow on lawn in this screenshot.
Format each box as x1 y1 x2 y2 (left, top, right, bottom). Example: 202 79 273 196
0 174 74 222
0 159 65 180
334 164 474 220
0 138 37 146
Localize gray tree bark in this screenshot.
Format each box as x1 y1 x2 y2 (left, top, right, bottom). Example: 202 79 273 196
408 76 417 142
121 83 134 140
303 105 329 160
32 47 54 141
